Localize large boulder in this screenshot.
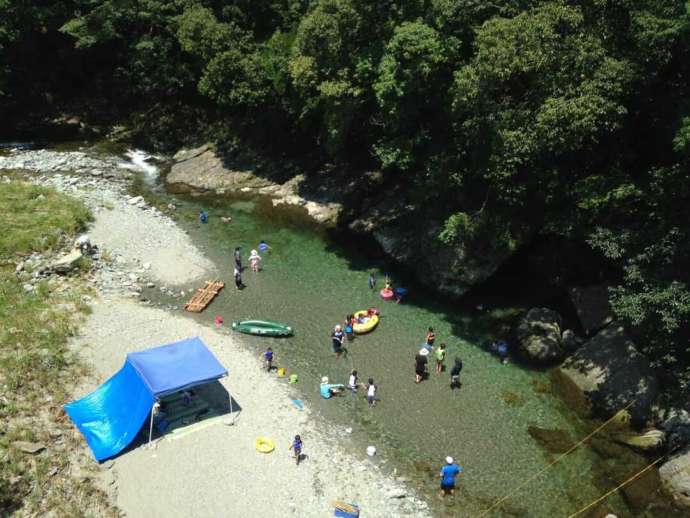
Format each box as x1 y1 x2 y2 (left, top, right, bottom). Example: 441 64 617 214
168 145 342 226
557 323 660 427
515 308 564 364
567 284 614 335
659 449 690 509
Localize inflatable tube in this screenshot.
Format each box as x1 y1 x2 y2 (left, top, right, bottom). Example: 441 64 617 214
380 288 394 300
255 437 275 453
353 310 379 334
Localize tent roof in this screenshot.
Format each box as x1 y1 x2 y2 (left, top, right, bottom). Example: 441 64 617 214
126 337 227 397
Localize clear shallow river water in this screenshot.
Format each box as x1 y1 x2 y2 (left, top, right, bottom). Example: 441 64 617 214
136 189 637 518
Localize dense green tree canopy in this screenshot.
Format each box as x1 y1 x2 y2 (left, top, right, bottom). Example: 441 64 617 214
2 0 690 362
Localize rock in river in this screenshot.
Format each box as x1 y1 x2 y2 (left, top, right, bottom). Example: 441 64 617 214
556 323 660 427
659 449 690 509
515 308 564 364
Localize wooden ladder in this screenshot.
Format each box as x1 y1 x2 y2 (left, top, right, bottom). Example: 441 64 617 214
184 280 225 312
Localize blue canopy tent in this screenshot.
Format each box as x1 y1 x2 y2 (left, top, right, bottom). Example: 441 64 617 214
65 337 228 461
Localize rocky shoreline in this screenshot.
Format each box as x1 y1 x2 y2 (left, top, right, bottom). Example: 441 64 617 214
0 146 431 518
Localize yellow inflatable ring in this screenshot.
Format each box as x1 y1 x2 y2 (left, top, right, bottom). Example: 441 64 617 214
352 310 379 334
255 437 275 453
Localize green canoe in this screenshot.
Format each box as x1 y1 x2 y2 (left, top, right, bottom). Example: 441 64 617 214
231 319 293 337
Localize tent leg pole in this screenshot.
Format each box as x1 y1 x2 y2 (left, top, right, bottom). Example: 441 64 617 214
148 403 155 447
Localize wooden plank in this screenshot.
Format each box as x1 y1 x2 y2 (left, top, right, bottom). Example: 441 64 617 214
184 280 224 313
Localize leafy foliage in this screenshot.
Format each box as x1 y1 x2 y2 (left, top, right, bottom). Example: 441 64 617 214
2 0 690 358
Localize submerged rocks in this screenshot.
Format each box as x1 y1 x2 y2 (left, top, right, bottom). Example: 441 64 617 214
515 308 565 363
557 324 660 427
659 449 690 509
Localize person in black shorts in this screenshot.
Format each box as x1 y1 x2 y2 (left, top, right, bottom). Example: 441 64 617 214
331 324 346 359
415 348 429 383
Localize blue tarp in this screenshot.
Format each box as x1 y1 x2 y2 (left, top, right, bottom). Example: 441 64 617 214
65 337 227 461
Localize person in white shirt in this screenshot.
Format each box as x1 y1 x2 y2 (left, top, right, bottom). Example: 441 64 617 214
348 369 359 391
366 378 377 406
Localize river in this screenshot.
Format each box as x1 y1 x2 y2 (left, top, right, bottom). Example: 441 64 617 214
133 179 641 518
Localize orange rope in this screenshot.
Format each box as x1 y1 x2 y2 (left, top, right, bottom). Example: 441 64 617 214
474 401 635 518
567 457 664 517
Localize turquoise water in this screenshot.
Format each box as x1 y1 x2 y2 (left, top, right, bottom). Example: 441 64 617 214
143 192 631 517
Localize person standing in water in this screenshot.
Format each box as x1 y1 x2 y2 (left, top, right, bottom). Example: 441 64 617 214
233 266 244 290
366 378 377 407
199 210 208 223
435 343 447 374
234 246 242 271
415 348 429 383
249 249 262 272
439 456 463 497
450 357 463 389
331 324 346 359
426 327 435 347
368 272 376 290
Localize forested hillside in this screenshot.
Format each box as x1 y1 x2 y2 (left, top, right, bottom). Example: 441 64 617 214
2 1 690 363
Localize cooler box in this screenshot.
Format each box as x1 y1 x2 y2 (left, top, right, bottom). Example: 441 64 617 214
333 502 360 518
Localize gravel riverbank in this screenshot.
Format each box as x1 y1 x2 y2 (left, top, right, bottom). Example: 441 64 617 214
1 147 430 518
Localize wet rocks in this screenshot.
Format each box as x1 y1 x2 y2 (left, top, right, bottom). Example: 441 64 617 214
168 145 343 226
557 324 660 427
659 449 690 509
613 429 665 453
515 308 565 364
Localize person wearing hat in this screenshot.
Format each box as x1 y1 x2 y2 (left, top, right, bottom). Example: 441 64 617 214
439 456 462 497
319 376 344 398
415 348 429 383
331 324 346 359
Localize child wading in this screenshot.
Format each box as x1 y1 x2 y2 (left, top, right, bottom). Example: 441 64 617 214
348 369 359 391
289 435 303 465
450 357 463 389
366 378 377 406
262 347 274 371
435 343 446 373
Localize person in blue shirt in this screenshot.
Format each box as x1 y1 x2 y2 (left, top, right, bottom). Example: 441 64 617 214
319 376 344 399
289 434 303 465
258 240 270 253
492 340 509 364
262 347 274 371
199 210 208 223
439 456 462 497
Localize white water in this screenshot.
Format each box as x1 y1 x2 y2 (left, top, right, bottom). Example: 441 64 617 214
120 149 160 185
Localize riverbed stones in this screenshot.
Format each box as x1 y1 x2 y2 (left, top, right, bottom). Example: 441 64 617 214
659 449 690 509
557 323 660 427
515 307 565 363
51 249 83 273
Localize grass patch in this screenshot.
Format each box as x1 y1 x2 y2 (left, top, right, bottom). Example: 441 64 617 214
0 181 115 516
0 181 92 256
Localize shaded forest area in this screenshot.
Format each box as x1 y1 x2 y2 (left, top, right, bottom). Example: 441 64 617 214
2 1 690 366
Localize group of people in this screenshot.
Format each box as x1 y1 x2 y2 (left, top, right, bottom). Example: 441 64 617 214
319 372 378 406
232 241 270 289
414 328 464 388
